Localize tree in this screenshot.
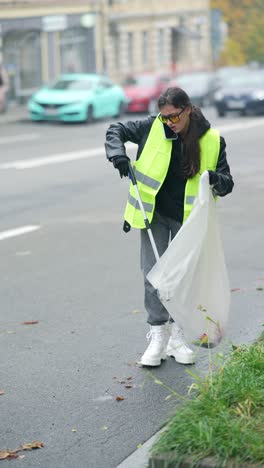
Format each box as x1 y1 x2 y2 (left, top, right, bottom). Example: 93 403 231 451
210 0 263 65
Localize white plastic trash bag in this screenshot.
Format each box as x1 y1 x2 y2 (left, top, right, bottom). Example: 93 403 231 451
147 171 230 347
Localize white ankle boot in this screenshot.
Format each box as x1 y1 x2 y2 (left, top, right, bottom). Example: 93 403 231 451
140 324 169 367
167 323 195 364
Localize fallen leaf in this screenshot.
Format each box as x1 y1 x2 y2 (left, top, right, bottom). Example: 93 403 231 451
0 441 44 460
199 333 209 343
231 288 241 292
137 443 143 449
0 390 5 395
21 441 44 450
132 309 141 314
192 333 216 348
115 396 125 401
125 385 133 389
114 376 133 385
101 426 108 431
0 450 19 460
22 321 39 325
71 429 77 433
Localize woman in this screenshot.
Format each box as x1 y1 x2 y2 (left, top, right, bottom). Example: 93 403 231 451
105 87 234 367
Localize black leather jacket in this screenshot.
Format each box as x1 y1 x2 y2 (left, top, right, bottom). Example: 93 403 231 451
105 114 234 222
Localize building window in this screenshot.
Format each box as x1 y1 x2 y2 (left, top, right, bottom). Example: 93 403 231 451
113 32 120 70
157 29 165 65
142 31 148 65
196 24 202 55
127 32 134 67
59 27 95 73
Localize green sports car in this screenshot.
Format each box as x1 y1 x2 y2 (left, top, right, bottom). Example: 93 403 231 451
28 73 128 123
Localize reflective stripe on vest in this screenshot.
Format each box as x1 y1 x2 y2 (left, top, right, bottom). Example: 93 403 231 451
128 193 153 213
124 117 220 229
134 168 161 190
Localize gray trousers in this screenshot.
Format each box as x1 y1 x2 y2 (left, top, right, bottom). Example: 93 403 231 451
140 211 182 325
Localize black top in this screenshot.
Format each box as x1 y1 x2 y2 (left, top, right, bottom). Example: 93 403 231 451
156 135 186 222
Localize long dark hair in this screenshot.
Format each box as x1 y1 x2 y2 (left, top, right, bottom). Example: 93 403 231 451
158 87 202 178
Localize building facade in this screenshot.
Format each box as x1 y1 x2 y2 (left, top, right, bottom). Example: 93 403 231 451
0 0 212 102
0 0 100 101
103 0 212 82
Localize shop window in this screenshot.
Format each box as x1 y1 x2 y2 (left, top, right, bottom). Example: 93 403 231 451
59 27 95 74
3 30 41 101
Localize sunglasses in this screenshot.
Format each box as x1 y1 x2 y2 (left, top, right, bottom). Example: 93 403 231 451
158 108 185 124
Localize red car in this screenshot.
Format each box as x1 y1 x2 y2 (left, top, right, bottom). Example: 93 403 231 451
123 73 171 113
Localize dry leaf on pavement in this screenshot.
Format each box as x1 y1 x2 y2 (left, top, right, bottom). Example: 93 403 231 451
115 396 125 401
0 441 44 460
0 450 19 460
21 441 44 450
22 321 39 325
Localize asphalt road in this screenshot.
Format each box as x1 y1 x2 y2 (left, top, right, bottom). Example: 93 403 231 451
0 109 263 468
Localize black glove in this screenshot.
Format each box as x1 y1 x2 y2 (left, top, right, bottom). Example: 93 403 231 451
112 156 130 178
123 220 131 233
208 170 218 186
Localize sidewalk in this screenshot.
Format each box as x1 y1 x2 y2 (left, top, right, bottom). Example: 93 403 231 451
0 103 28 124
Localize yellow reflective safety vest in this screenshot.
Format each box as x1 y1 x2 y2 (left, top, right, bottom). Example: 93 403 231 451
124 116 220 228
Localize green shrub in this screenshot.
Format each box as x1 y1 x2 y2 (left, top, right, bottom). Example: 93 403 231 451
151 339 264 466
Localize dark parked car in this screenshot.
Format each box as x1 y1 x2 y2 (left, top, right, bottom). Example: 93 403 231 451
122 73 171 113
169 71 217 107
213 70 264 117
213 65 250 89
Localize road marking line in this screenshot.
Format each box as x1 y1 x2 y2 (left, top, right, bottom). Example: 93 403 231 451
0 134 40 145
0 118 263 170
0 148 104 169
0 142 135 170
0 225 40 241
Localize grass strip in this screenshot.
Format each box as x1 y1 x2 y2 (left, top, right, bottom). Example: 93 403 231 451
151 334 264 467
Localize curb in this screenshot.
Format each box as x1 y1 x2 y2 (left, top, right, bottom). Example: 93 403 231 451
0 106 28 124
148 454 262 467
116 436 261 468
116 428 165 468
